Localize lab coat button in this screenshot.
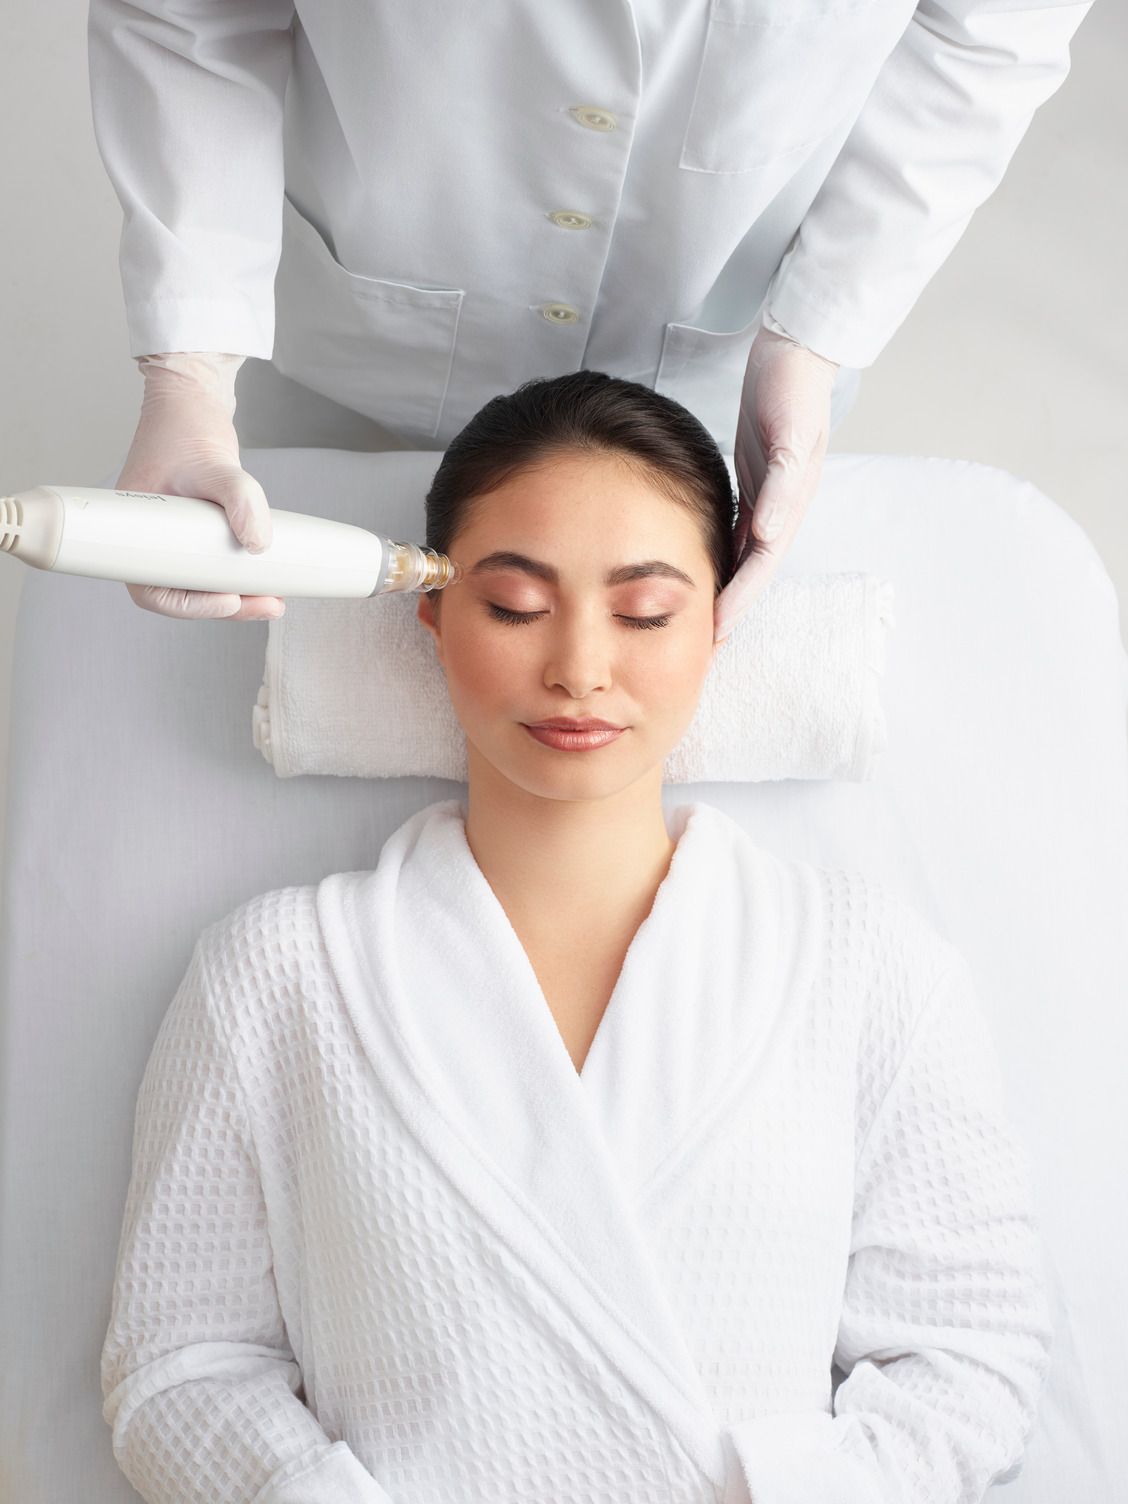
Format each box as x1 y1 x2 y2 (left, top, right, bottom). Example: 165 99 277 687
570 106 618 132
547 211 593 230
541 304 580 324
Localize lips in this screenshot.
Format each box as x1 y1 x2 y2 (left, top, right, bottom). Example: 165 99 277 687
522 719 627 751
526 718 624 731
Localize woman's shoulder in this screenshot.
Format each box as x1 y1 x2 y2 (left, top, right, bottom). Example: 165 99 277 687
195 800 465 970
692 798 965 997
798 858 973 1082
199 880 322 971
192 880 342 1048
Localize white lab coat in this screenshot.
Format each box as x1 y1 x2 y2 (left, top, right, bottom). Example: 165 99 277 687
87 0 1091 453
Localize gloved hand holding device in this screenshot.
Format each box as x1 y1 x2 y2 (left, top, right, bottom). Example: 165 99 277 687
714 315 840 644
114 351 286 621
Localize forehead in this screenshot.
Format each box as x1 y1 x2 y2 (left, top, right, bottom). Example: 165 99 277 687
456 452 709 561
480 449 673 505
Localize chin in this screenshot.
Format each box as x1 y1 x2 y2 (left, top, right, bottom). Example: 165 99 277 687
517 747 665 803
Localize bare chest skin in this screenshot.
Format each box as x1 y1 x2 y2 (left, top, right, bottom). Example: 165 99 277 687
518 933 636 1076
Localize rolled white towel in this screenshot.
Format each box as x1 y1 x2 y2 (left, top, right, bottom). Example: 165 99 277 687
252 572 895 783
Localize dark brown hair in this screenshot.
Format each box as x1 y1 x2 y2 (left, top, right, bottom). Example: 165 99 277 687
424 370 737 604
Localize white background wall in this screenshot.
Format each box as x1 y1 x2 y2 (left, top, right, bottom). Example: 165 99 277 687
2 3 1125 887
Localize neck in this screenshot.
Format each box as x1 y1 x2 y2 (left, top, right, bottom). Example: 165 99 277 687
462 747 677 935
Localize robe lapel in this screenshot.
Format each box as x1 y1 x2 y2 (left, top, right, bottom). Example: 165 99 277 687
317 797 819 1495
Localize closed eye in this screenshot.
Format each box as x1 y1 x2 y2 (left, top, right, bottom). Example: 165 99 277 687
486 603 671 631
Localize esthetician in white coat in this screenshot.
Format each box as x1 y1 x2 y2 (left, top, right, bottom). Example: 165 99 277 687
87 0 1092 639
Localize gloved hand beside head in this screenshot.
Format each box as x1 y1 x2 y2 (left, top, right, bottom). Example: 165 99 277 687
713 312 840 645
115 350 286 622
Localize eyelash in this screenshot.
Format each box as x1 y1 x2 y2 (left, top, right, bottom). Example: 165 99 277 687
486 603 671 631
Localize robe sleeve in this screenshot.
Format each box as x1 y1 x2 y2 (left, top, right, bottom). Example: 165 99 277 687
730 956 1054 1504
100 935 395 1503
87 0 294 359
764 0 1093 369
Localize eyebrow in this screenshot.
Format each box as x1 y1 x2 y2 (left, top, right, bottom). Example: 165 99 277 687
467 550 696 588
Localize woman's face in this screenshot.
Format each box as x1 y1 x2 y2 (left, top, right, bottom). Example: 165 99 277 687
416 449 721 803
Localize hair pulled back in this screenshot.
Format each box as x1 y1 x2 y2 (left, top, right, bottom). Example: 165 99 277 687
423 370 738 600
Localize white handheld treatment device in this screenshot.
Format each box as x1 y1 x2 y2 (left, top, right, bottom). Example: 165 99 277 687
0 485 461 598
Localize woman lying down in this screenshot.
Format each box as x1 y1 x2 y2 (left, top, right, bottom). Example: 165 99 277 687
100 372 1053 1504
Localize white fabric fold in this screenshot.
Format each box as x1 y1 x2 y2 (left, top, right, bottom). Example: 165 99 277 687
252 574 896 782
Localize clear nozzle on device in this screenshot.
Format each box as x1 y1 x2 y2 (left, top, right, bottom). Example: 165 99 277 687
382 540 462 593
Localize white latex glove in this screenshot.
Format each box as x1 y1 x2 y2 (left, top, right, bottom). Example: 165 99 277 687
114 351 286 621
713 315 839 644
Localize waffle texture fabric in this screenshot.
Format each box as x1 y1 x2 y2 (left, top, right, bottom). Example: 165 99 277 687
101 798 1053 1503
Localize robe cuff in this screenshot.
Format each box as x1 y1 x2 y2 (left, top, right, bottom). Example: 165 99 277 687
253 1439 397 1504
730 1412 881 1504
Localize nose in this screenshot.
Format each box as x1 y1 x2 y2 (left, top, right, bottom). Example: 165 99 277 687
542 608 614 700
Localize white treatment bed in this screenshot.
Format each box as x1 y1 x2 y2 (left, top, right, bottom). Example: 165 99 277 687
1 445 1125 1502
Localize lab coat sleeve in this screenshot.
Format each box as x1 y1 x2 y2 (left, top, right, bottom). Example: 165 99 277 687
730 957 1054 1503
87 0 295 359
100 935 396 1504
764 0 1094 369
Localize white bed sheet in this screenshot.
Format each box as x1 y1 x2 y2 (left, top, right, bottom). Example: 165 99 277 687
1 446 1124 1502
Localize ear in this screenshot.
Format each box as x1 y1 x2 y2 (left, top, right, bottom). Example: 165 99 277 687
416 593 443 662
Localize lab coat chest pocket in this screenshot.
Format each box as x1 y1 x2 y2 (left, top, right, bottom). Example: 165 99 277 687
679 0 901 173
272 193 465 443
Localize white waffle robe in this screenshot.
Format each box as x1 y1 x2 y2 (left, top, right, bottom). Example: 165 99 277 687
102 798 1053 1503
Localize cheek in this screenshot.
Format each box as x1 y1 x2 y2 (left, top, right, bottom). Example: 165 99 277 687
642 640 713 716
439 616 527 711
